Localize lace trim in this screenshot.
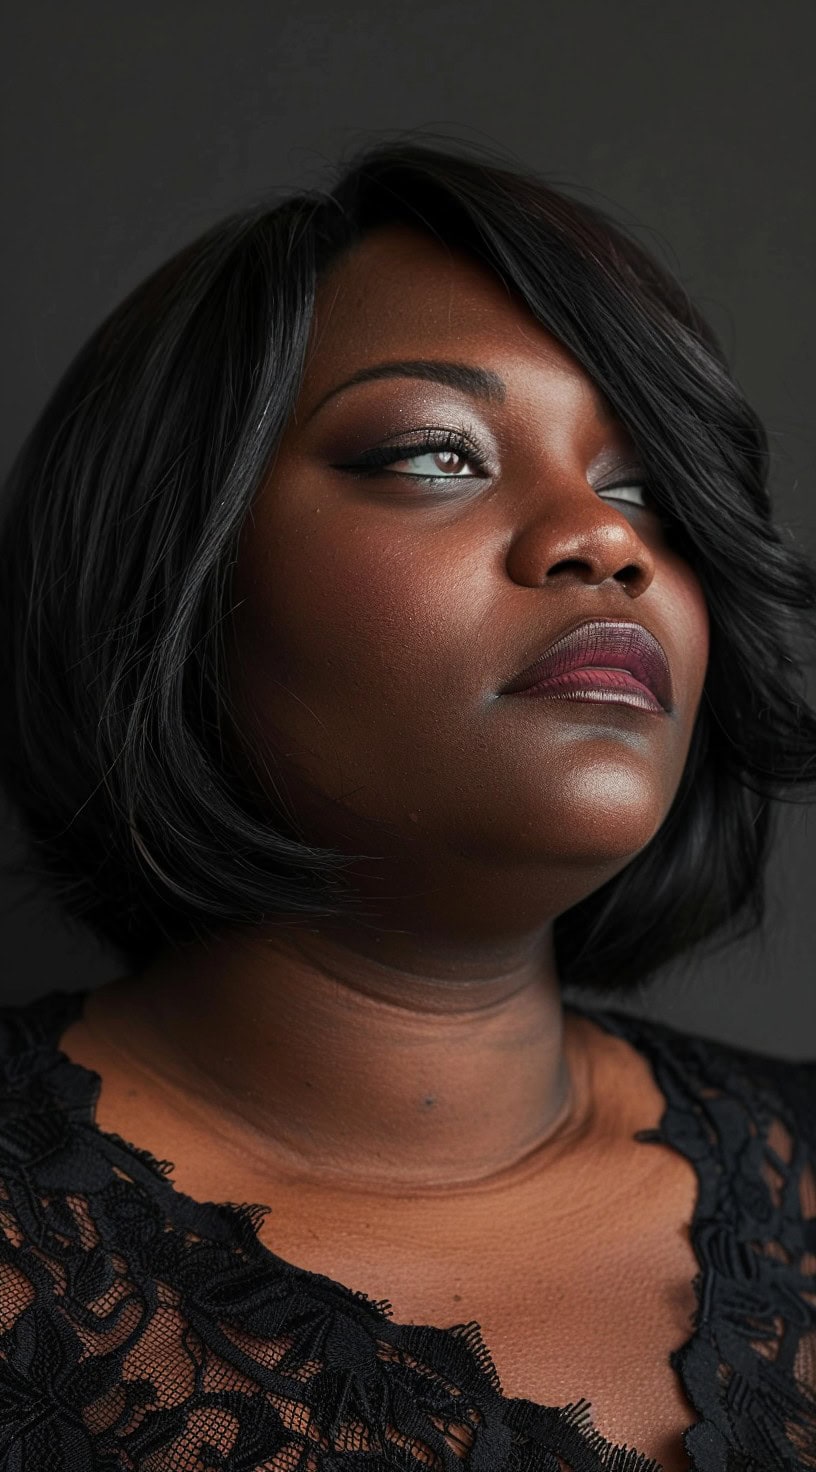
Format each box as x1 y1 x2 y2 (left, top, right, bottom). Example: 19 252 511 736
0 988 813 1471
603 1010 816 1470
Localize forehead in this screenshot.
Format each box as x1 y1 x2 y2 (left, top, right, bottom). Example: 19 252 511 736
301 224 614 426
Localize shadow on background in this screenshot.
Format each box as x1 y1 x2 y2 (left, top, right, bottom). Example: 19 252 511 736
2 0 814 1052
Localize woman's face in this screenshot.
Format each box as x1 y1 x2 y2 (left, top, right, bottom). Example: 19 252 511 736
230 224 710 948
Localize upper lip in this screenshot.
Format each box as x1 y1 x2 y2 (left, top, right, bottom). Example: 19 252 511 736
500 617 673 711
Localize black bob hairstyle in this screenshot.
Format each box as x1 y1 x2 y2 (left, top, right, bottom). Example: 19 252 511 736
1 139 816 995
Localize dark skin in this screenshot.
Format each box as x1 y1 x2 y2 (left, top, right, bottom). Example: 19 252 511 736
59 225 711 1467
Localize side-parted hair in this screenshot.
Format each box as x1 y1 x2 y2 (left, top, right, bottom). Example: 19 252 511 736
1 140 815 993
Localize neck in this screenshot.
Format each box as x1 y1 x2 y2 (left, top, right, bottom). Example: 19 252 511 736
87 922 594 1192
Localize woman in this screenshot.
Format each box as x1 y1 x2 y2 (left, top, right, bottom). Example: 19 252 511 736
0 141 814 1471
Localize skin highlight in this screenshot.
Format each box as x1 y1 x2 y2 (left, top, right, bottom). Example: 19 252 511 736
57 224 711 1467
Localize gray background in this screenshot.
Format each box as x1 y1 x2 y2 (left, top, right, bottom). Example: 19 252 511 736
1 0 814 1054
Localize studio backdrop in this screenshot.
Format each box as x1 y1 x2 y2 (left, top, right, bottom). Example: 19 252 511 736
1 0 814 1053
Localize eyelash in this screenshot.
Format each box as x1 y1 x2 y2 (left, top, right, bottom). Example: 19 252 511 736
339 427 656 507
340 428 489 482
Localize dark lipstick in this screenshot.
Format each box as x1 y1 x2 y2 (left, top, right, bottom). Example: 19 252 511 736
500 619 673 714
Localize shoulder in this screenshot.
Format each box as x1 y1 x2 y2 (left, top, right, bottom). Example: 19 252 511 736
0 988 85 1073
723 1036 816 1148
580 1002 816 1154
0 987 83 1047
0 989 94 1135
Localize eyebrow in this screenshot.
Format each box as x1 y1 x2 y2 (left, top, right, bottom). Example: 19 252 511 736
304 359 507 422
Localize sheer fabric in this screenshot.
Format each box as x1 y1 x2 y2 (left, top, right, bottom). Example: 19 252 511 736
0 988 814 1471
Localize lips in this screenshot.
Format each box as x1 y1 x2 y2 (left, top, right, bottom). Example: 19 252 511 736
500 618 673 712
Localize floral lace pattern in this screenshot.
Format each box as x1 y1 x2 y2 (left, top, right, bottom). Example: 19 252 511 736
0 988 814 1471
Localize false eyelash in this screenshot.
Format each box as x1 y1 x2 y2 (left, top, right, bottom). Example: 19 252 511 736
339 436 660 512
339 425 490 475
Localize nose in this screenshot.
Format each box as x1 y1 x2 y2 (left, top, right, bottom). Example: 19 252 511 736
505 485 657 597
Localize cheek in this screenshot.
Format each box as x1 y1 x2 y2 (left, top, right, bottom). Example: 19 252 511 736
228 495 475 783
227 481 713 859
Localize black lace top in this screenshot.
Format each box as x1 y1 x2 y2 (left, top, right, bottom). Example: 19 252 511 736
0 988 814 1472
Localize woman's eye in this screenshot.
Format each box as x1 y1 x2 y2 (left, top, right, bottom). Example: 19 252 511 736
389 449 478 478
337 438 487 483
599 482 652 508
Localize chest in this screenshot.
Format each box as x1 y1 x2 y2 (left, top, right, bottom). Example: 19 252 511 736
56 1015 704 1468
246 1154 700 1471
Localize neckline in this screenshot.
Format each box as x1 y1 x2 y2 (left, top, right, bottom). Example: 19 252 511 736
29 986 711 1470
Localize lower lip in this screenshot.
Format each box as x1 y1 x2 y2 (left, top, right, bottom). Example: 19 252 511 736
508 667 666 713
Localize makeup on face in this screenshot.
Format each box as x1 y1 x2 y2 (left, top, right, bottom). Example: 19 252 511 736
230 225 708 935
302 364 654 512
